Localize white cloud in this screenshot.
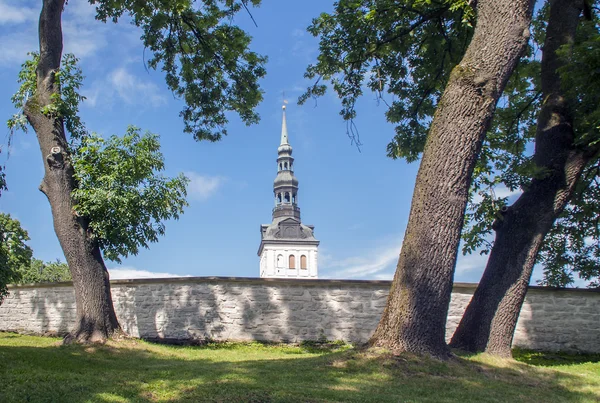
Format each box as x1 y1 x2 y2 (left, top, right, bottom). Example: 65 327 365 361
0 26 37 66
320 234 491 282
186 172 226 201
0 2 37 25
0 1 133 66
63 20 108 60
108 266 190 280
84 66 167 109
454 251 488 280
109 67 166 107
472 184 522 204
321 237 402 280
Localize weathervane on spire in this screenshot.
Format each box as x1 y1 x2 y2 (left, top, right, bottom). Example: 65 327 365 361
282 91 288 110
280 96 289 145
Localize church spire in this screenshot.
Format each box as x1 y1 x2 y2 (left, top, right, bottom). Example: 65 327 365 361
258 105 319 279
280 105 289 145
273 104 299 220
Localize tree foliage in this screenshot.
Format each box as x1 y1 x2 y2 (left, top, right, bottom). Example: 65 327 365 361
8 52 87 142
18 259 71 284
72 127 188 263
0 214 33 303
91 0 267 141
300 0 472 155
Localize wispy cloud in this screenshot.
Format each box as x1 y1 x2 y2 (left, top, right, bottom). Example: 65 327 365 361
108 266 190 280
321 236 402 280
0 2 37 25
109 67 166 107
82 65 166 109
0 1 134 66
472 184 522 204
454 251 488 282
186 172 226 201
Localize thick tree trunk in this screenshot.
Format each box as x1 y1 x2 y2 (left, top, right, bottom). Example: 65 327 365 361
24 0 121 343
450 0 588 357
369 0 534 358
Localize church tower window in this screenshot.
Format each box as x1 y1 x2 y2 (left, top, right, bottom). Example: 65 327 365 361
289 255 296 269
301 255 307 269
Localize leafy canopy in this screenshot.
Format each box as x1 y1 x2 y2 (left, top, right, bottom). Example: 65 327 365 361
72 127 188 262
19 259 72 284
8 52 87 142
300 0 472 154
0 214 33 303
91 0 267 141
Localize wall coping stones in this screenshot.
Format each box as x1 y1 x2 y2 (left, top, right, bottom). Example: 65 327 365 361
6 276 599 293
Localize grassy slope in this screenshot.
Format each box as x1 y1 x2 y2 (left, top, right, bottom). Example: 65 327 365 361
0 332 598 402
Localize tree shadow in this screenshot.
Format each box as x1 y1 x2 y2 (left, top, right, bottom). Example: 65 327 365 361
0 338 598 402
1 284 75 337
517 287 600 353
513 348 600 367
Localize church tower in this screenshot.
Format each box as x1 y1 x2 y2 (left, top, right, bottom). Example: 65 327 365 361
258 105 319 278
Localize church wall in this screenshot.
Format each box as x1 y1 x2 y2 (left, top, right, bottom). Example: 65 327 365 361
260 245 318 279
1 277 598 353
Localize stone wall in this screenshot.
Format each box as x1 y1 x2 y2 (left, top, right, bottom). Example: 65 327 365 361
0 277 598 352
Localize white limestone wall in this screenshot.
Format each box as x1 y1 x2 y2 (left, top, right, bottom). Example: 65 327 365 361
0 278 598 353
260 245 318 279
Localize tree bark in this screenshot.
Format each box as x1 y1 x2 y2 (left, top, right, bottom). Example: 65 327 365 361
24 0 121 343
450 0 590 357
368 0 534 358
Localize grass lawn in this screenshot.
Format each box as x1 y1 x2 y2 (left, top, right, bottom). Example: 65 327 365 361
0 332 599 402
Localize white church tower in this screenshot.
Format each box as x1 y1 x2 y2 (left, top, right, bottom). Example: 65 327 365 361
258 105 319 278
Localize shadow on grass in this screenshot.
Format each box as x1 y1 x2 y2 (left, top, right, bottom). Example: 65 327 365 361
0 338 598 403
513 348 600 367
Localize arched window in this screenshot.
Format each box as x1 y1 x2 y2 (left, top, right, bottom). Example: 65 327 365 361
292 193 297 204
290 162 293 171
289 255 296 269
284 192 290 203
279 163 282 171
277 254 284 268
277 193 282 204
301 255 307 270
284 162 288 170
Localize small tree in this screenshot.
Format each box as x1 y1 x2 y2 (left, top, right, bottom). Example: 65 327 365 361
0 214 33 304
19 259 72 284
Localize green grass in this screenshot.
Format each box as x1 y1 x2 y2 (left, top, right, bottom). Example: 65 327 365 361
1 332 599 402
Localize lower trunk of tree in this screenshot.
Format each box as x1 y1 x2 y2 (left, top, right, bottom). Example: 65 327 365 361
449 0 587 357
25 0 121 343
368 0 534 358
449 152 588 357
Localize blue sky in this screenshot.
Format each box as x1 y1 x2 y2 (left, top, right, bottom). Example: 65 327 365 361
0 0 530 283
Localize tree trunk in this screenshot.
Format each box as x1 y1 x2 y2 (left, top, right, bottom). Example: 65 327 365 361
449 0 589 357
368 0 534 358
24 0 121 343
